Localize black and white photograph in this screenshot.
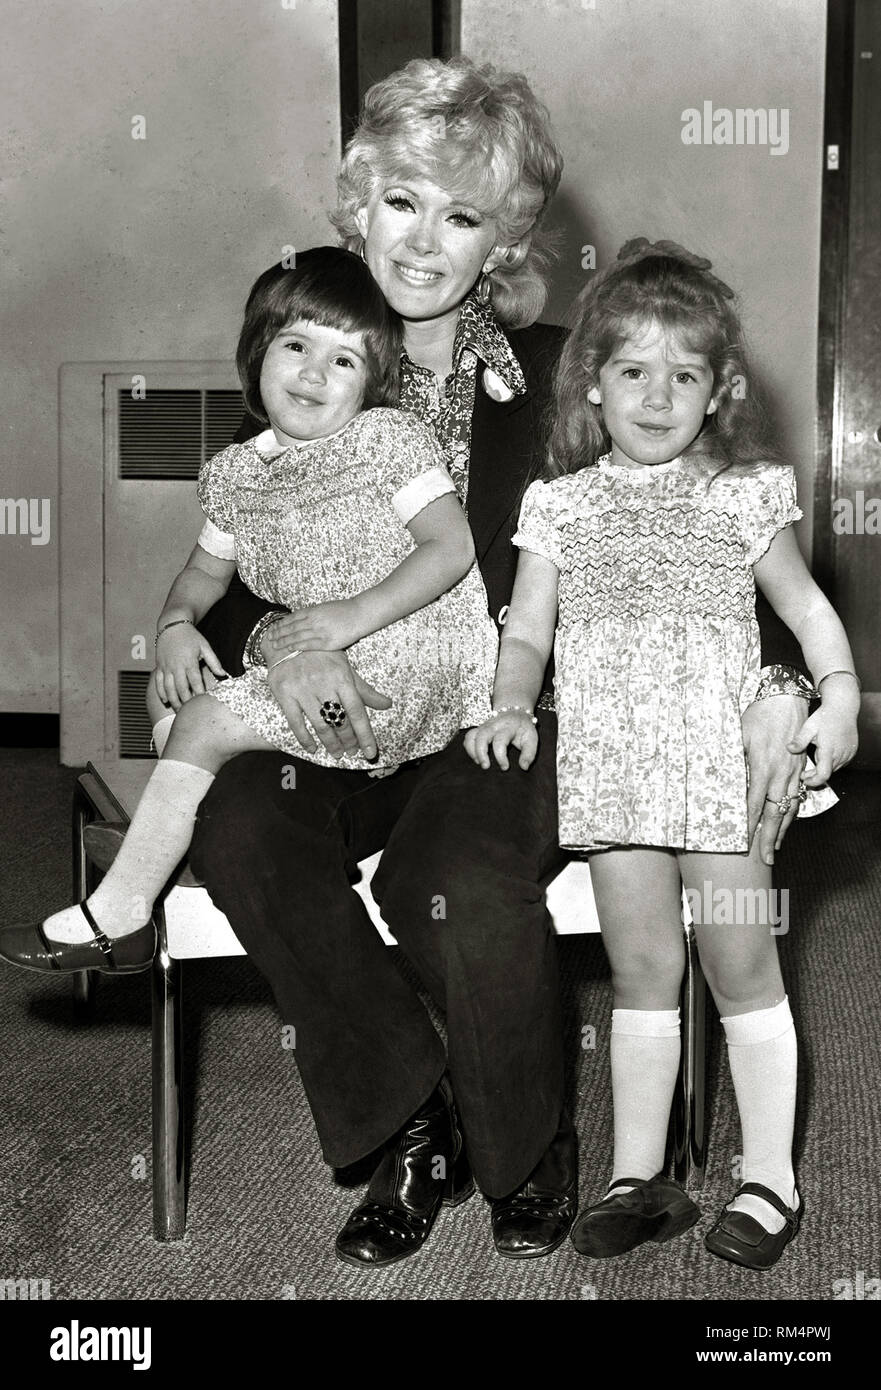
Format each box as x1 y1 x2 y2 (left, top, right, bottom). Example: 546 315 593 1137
0 0 877 1351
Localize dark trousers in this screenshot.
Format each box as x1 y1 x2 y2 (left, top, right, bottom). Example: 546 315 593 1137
188 711 565 1197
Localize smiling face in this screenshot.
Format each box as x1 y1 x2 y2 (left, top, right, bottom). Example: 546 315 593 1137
258 320 369 446
354 176 503 330
588 320 717 469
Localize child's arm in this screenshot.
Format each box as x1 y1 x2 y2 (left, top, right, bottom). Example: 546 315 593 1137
753 527 860 785
464 550 559 771
154 544 235 708
267 494 476 653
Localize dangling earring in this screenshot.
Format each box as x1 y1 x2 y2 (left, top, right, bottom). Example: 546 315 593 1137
359 238 368 263
475 271 493 307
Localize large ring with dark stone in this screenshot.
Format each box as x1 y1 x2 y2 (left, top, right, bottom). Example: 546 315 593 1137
319 700 347 728
796 780 808 802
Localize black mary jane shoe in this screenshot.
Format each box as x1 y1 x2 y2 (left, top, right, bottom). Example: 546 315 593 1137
83 821 204 888
335 1076 474 1268
490 1114 579 1259
704 1182 803 1271
0 902 156 976
570 1174 701 1259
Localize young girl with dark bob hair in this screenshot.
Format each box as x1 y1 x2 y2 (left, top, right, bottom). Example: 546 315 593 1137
2 245 497 975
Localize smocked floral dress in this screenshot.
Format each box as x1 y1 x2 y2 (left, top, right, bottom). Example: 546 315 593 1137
513 455 803 853
197 407 498 771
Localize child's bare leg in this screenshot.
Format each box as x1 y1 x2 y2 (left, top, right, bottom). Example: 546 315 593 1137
146 666 223 755
680 839 785 1015
145 672 168 726
162 691 279 773
590 847 685 1009
588 847 686 1191
43 694 278 942
680 840 797 1232
145 672 174 755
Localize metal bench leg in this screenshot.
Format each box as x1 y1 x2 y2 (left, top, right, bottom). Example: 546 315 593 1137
152 913 186 1240
673 921 707 1189
71 780 97 1013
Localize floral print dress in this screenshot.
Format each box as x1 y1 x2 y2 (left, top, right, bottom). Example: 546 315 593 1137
197 408 498 771
513 455 802 853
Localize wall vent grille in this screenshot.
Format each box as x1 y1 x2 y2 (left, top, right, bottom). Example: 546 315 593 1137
118 388 243 479
60 360 240 765
118 671 156 759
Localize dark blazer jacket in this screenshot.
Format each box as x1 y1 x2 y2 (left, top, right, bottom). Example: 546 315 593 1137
199 321 807 680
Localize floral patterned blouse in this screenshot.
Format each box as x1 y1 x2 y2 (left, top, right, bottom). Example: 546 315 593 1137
398 292 526 506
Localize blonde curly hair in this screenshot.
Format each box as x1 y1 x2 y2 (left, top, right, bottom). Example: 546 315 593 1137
330 56 564 329
547 240 784 481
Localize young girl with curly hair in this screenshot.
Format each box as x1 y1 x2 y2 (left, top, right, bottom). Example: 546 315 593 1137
467 238 859 1271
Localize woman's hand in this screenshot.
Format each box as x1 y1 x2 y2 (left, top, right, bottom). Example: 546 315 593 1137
267 600 364 653
464 710 538 771
155 624 227 709
742 695 809 864
267 649 392 759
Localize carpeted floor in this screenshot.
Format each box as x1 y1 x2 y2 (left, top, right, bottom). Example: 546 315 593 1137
0 749 878 1302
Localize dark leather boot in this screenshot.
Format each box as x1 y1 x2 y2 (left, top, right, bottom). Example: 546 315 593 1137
490 1112 579 1258
335 1076 474 1267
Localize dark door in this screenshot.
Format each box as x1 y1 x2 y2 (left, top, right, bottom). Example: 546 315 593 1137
816 0 881 766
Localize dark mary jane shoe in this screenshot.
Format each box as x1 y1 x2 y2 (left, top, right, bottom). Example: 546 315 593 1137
335 1076 474 1268
571 1174 701 1259
490 1113 579 1259
705 1182 803 1271
0 902 155 976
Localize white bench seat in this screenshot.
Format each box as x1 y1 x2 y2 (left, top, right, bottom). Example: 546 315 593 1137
162 850 609 958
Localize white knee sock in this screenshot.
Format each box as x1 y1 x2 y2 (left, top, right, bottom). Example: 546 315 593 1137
44 759 215 942
721 997 798 1232
152 714 175 756
608 1008 681 1195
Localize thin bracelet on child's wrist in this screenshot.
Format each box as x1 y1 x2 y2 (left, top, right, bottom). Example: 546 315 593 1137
817 669 861 694
155 618 194 646
817 669 861 690
492 704 538 726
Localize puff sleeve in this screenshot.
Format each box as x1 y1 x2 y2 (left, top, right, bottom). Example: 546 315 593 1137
511 480 565 570
361 409 457 525
196 445 241 559
738 464 803 566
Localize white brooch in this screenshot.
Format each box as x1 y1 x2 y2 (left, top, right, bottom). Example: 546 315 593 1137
481 367 516 403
